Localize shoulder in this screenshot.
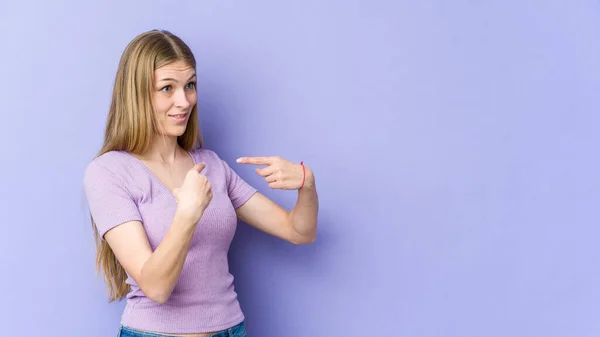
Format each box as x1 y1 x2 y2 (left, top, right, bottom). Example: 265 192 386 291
189 147 239 179
83 151 135 187
189 147 225 165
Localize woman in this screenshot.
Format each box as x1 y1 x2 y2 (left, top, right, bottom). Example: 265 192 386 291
83 29 318 337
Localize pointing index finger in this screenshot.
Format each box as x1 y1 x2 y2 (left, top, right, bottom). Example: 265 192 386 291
236 157 273 165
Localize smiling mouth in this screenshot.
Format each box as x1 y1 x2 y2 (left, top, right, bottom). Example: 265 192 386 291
168 112 188 117
168 112 189 123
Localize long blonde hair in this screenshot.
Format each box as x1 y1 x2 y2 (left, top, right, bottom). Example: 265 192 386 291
93 29 202 301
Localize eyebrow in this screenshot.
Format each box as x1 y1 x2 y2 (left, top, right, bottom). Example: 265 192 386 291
157 74 197 83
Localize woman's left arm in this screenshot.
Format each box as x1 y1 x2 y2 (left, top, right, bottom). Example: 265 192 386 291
234 156 318 244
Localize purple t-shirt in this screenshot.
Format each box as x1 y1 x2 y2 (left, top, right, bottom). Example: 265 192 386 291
83 147 257 334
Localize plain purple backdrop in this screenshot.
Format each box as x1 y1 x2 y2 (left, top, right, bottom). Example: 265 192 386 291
1 1 599 336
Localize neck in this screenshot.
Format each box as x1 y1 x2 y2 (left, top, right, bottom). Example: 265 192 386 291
145 136 182 164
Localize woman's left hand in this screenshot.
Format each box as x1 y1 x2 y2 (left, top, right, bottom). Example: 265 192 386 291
237 156 314 190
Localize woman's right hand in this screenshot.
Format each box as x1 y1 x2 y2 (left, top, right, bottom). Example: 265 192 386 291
172 163 213 224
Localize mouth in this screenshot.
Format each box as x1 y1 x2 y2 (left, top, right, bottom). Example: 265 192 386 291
168 112 189 123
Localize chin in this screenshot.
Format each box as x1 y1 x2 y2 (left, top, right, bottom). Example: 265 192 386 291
164 127 188 138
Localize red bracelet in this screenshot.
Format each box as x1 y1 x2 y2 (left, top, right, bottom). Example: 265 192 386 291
300 161 306 189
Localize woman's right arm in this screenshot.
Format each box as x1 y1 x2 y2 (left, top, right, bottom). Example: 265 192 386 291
101 162 211 304
104 212 195 303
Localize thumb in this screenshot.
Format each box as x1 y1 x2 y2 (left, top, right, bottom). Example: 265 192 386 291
192 162 206 173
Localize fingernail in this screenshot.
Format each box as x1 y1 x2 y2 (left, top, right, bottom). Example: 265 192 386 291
236 158 243 163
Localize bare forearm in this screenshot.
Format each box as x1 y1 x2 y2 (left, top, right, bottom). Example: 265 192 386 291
288 168 318 243
139 211 199 303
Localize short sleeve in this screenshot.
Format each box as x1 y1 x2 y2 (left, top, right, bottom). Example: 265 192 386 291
221 159 258 209
83 162 143 239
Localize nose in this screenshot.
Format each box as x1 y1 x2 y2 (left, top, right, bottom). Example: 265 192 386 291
174 89 191 109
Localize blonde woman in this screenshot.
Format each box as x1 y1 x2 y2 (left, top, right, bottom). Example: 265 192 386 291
83 29 318 337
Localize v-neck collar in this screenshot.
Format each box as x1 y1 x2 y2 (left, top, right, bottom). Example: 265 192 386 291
122 150 197 194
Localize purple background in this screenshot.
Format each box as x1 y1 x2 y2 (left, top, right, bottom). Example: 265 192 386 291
1 1 599 336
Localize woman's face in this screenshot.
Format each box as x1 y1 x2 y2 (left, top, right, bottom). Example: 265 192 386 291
152 60 197 137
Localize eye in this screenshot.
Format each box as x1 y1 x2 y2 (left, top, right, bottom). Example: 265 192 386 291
185 81 196 90
160 85 172 92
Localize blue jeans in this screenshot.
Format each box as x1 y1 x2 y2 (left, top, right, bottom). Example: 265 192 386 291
118 321 246 337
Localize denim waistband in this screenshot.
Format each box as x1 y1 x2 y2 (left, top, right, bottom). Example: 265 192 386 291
118 321 246 337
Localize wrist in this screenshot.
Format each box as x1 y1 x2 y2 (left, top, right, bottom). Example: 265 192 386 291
299 166 315 190
174 207 203 227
